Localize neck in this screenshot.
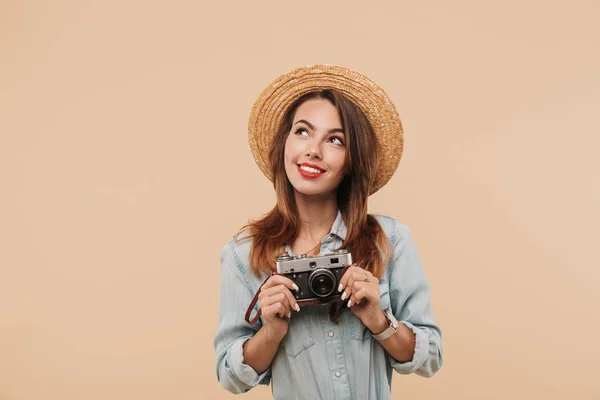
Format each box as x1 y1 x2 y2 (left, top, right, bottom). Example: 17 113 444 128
293 191 338 242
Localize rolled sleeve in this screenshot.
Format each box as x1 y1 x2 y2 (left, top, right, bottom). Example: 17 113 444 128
387 320 430 374
386 220 444 378
214 240 272 393
228 336 272 387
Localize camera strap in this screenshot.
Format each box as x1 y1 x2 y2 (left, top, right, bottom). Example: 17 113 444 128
244 265 351 325
244 273 275 325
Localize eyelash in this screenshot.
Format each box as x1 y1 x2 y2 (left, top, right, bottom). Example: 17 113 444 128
294 128 345 146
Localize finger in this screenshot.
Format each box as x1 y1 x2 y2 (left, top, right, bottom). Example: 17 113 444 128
338 264 361 292
262 284 300 312
346 281 369 307
264 302 289 319
277 302 290 319
260 292 291 312
263 274 300 293
268 298 290 319
349 287 369 307
350 280 370 295
341 270 371 301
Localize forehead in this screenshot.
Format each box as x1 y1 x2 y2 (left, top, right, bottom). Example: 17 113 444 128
293 98 342 125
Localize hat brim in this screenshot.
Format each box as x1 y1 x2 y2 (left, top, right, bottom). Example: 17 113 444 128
248 64 403 196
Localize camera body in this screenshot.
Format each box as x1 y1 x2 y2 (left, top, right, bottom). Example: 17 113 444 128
276 250 352 304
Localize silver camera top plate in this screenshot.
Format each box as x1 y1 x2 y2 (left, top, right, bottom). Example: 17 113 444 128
276 251 352 274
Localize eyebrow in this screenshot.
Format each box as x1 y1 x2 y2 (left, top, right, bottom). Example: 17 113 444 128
294 119 345 134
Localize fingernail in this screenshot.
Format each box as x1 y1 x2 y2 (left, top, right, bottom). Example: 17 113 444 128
347 299 352 307
295 304 300 312
338 284 344 292
356 299 361 305
288 311 291 318
341 291 347 301
292 283 299 292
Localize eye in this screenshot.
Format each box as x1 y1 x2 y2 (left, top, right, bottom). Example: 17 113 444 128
294 128 309 136
328 136 345 146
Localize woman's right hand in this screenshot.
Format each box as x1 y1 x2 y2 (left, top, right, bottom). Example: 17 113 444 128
258 275 301 338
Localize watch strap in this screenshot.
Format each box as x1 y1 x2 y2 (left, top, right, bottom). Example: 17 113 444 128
371 308 398 342
372 325 396 341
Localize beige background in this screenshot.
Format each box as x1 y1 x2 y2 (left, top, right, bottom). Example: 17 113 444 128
1 0 599 399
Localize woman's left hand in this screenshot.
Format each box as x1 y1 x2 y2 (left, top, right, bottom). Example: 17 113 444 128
338 264 382 329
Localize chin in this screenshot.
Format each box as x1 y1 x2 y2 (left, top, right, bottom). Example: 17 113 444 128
291 183 336 198
285 170 341 198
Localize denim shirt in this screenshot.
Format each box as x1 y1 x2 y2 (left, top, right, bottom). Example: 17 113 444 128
214 210 443 399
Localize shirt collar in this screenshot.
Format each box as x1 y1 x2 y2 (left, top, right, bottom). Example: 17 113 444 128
329 209 347 241
285 209 346 256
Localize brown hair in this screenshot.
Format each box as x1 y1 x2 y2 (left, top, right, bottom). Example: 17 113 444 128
237 89 392 278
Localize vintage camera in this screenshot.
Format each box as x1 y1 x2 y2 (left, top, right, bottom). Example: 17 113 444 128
276 250 352 304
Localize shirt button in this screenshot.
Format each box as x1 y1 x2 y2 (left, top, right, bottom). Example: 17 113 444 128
328 331 334 338
335 371 341 378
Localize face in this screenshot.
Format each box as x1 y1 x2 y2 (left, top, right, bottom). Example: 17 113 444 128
284 98 347 198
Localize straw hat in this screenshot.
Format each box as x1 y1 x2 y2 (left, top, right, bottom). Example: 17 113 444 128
248 64 403 195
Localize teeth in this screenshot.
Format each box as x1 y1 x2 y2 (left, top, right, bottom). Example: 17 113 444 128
299 165 323 174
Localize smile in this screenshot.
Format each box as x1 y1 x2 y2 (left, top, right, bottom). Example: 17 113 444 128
297 164 325 178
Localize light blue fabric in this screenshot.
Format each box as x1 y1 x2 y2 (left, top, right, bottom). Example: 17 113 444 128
214 210 443 399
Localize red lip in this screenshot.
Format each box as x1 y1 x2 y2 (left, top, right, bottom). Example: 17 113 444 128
297 164 325 179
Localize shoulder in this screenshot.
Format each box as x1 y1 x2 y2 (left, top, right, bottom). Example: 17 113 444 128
370 214 410 244
371 214 427 282
219 229 266 288
220 229 252 270
370 213 412 247
228 229 254 258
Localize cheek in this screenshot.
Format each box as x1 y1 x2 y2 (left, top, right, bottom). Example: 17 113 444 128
331 152 346 173
283 137 295 161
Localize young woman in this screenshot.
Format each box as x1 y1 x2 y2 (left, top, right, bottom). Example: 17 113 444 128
214 65 443 399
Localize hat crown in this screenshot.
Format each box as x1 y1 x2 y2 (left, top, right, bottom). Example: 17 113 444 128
248 64 403 195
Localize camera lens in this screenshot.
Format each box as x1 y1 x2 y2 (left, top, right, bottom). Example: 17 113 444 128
308 269 335 297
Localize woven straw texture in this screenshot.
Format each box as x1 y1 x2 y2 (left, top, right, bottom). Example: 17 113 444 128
248 64 403 195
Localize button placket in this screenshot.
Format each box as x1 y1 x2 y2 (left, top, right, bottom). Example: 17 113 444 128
318 306 350 399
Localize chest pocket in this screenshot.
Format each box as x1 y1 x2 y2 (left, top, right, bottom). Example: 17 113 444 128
280 309 316 357
347 281 390 341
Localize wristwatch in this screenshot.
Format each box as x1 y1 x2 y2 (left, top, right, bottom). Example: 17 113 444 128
371 308 398 342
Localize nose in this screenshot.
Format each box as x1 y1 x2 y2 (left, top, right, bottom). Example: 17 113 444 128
305 141 322 159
